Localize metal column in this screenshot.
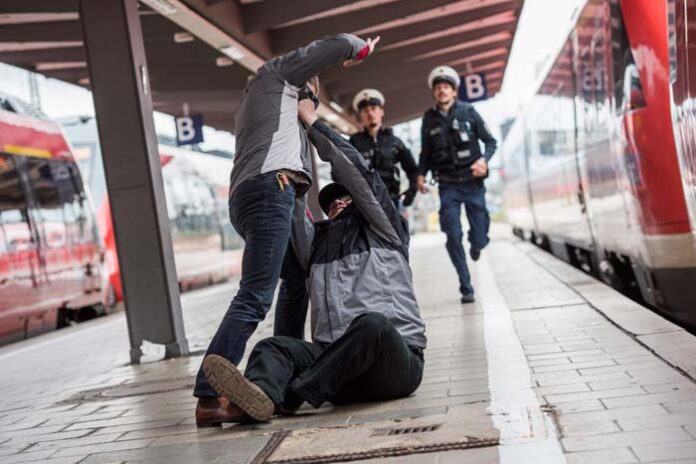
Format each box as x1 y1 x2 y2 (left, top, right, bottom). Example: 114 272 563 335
78 0 188 363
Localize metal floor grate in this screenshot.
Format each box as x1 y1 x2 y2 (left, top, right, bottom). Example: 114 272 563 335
371 424 442 436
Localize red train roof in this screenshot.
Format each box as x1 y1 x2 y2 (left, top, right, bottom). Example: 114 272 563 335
0 110 74 161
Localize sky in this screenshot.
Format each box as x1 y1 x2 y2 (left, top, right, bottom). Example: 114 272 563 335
475 0 586 139
0 0 587 152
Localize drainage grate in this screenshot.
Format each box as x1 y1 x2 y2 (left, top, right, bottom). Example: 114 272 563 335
371 424 441 437
57 376 194 404
263 437 500 464
251 421 500 464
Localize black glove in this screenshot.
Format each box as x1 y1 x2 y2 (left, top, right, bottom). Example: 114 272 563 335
402 189 416 207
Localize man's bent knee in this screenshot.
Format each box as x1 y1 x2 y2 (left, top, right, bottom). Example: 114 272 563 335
352 312 390 336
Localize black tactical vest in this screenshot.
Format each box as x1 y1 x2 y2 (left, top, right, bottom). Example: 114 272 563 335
422 102 482 180
350 128 401 196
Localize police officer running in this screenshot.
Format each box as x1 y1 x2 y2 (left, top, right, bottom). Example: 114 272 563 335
349 89 418 209
416 66 497 304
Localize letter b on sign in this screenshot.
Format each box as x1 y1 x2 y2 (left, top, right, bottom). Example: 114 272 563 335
175 115 204 146
458 73 488 103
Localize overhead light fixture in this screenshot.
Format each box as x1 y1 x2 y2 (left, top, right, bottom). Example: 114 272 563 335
216 57 234 67
219 45 245 60
329 101 344 113
140 0 178 15
35 62 86 71
174 32 194 43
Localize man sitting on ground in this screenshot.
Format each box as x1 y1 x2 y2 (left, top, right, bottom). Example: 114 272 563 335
197 96 427 424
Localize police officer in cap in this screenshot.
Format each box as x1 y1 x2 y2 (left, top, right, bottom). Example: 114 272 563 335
416 66 497 304
348 88 418 209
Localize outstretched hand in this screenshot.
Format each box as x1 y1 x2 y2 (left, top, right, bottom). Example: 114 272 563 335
343 36 381 67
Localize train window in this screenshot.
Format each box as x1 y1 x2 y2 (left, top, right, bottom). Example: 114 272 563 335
0 98 15 112
25 158 67 247
667 0 677 83
611 1 632 110
0 154 33 252
623 63 646 111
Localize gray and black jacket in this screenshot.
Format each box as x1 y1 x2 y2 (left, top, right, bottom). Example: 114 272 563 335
293 120 427 350
229 34 367 196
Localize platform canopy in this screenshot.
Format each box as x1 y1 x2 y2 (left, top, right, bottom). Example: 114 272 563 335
0 0 523 132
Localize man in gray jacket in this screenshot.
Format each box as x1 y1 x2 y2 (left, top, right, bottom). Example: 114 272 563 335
196 98 426 425
194 34 379 420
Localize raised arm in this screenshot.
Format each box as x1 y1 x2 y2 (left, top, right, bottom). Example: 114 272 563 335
270 34 369 88
302 115 404 245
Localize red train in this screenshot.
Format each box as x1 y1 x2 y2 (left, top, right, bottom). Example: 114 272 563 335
502 0 696 329
0 95 107 344
61 117 243 305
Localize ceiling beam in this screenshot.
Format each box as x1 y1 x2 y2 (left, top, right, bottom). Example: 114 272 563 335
0 14 174 43
321 29 512 85
370 1 518 47
0 0 77 14
270 0 454 53
0 46 84 64
180 0 273 58
0 20 82 42
323 48 508 99
241 0 356 34
40 67 87 81
331 59 506 112
151 89 244 102
366 24 513 69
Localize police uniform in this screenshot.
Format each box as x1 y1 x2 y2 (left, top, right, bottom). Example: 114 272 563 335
345 89 418 208
349 128 417 204
418 66 497 301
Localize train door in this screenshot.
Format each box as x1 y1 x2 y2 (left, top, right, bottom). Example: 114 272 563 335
573 26 600 258
62 161 103 302
162 157 222 289
609 0 645 256
575 1 633 259
0 154 43 341
670 0 696 234
23 157 81 311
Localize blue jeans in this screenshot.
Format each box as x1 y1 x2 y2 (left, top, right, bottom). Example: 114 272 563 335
194 171 296 397
438 181 490 296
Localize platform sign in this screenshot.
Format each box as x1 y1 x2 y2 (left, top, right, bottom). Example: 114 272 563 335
458 73 488 103
175 115 204 146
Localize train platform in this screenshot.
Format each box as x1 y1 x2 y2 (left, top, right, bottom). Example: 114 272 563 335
2 225 696 464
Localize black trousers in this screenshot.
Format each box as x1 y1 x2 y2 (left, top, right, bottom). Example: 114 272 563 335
245 312 424 410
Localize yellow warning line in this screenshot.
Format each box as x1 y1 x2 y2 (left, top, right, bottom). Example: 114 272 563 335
3 144 52 158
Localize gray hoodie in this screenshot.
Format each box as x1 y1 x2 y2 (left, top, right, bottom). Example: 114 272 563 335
229 34 367 196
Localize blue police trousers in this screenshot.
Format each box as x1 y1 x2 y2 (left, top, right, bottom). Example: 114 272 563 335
438 181 490 296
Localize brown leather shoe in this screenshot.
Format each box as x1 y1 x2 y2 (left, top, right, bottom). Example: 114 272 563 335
195 396 247 427
202 354 275 422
